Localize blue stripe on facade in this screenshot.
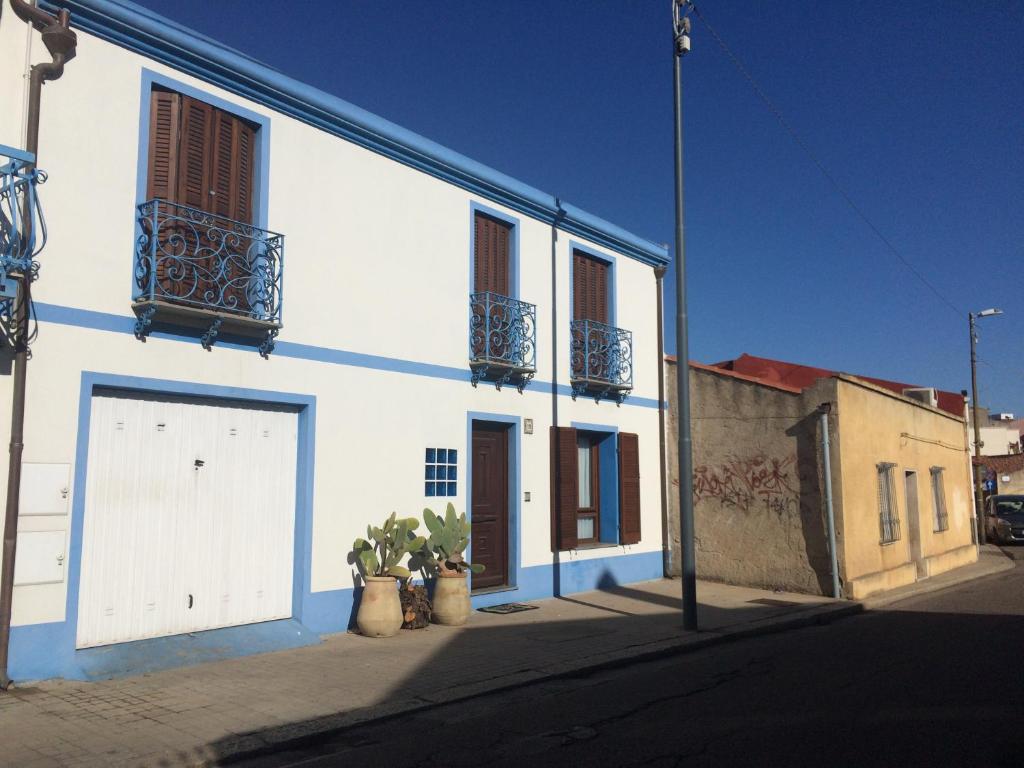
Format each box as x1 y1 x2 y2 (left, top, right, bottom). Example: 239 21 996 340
38 0 668 267
33 302 666 409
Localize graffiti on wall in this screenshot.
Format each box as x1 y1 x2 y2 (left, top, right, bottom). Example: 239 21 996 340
690 453 800 516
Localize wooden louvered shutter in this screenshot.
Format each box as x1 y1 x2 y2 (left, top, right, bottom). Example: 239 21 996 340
573 251 609 323
209 108 256 224
550 426 579 551
474 213 511 296
147 89 180 201
176 95 213 210
618 432 641 544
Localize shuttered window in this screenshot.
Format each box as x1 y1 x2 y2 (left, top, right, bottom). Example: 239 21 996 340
573 250 610 324
618 432 641 545
930 467 949 532
147 87 256 225
878 463 901 544
550 427 642 550
474 212 512 296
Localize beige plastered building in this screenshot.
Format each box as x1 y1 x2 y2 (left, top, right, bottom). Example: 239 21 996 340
665 359 978 600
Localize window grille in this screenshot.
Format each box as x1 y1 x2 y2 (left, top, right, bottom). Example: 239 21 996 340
877 462 901 544
425 448 458 497
930 467 949 532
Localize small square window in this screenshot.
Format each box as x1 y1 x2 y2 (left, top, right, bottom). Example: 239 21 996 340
424 447 458 497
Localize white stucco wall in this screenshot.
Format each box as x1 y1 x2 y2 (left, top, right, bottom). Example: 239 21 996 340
0 14 666 632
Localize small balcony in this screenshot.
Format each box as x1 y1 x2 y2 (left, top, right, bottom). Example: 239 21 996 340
469 291 537 391
133 199 284 355
570 319 633 403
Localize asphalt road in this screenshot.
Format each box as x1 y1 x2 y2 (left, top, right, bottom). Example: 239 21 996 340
237 548 1023 768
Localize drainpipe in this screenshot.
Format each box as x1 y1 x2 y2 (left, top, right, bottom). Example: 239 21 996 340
654 266 671 576
0 0 76 691
818 403 841 599
550 200 564 598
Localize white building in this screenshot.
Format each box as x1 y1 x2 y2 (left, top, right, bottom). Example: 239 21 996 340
0 0 669 681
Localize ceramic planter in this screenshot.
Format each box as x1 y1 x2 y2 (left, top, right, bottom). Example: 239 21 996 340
431 571 470 626
356 575 403 637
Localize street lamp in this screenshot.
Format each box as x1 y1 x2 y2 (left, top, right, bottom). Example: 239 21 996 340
969 307 1003 545
672 0 697 630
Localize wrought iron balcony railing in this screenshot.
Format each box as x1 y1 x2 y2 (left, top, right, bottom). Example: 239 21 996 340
469 291 537 391
1 145 45 300
570 319 633 403
133 199 284 355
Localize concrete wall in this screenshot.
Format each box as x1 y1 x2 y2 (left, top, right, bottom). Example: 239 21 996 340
834 377 976 599
666 362 837 595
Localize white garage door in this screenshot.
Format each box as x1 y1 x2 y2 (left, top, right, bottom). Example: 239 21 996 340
76 391 298 649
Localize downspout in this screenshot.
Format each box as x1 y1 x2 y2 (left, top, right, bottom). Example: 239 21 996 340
0 0 76 691
654 266 671 576
818 403 841 599
550 200 564 598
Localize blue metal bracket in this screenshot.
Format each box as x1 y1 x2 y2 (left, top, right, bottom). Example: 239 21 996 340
259 328 279 359
133 305 156 341
200 317 222 350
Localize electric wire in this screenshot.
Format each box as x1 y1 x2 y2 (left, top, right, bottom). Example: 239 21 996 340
690 3 964 318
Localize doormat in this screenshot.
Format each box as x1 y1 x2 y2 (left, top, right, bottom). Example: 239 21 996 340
748 598 800 607
478 603 539 615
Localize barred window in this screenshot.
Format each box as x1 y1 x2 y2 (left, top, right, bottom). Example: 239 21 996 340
930 467 949 532
877 462 901 544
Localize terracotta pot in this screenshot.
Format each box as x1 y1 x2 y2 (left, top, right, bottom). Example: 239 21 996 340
431 571 470 626
356 576 402 637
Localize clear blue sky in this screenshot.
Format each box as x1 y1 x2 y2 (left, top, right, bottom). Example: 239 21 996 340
131 0 1022 412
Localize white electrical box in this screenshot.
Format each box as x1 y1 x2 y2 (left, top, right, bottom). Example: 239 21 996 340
20 463 71 516
13 530 66 586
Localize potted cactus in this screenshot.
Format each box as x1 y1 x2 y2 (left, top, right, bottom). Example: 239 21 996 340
421 503 485 626
352 513 425 637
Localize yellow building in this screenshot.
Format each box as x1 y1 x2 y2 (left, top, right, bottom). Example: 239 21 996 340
665 355 977 600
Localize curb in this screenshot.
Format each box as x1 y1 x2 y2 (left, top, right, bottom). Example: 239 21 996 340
861 548 1016 610
212 600 862 766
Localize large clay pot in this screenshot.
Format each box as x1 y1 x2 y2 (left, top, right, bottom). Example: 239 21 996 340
356 576 402 637
431 571 470 626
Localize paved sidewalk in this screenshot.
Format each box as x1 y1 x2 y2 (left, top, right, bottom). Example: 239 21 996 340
0 579 856 768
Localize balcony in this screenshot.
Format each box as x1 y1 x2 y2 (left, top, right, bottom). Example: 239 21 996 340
133 199 284 356
570 319 633 403
469 291 537 391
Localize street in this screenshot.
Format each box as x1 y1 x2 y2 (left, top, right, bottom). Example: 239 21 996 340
239 549 1023 768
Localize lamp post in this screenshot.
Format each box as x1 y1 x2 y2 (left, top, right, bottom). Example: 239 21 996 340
672 0 698 630
969 308 1002 545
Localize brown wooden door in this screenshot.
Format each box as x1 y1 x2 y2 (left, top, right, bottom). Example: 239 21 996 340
471 423 509 590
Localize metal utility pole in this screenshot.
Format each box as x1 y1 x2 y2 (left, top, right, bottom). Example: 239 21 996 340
818 404 841 598
968 307 1003 548
672 0 697 631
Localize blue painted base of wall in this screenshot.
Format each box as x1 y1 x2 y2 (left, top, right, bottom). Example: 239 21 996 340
10 550 663 683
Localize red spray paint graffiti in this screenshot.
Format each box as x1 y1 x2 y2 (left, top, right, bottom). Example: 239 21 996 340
690 453 799 515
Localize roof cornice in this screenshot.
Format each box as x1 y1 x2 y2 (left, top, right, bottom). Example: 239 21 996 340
40 0 670 267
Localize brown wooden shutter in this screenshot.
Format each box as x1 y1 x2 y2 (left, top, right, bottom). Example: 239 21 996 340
573 251 609 323
146 89 180 201
208 109 256 224
618 432 641 544
550 426 579 551
473 212 511 295
177 95 214 210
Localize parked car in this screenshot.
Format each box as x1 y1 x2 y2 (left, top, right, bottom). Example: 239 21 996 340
985 495 1024 544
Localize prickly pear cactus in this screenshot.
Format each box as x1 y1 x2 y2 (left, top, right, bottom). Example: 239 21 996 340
422 503 486 575
352 511 426 579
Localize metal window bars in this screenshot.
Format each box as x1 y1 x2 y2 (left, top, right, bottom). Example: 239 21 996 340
930 467 949 532
877 462 901 544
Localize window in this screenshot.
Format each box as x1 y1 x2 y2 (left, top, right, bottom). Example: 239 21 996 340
572 250 610 324
147 87 257 224
425 448 458 497
930 467 949 532
576 434 600 543
549 427 640 550
877 462 901 544
473 212 512 296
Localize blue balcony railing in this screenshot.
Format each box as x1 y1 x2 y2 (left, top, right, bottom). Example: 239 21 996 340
570 319 633 403
469 291 537 391
1 145 45 302
134 199 284 354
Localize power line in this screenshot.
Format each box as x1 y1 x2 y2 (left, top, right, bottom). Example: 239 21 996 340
690 4 964 318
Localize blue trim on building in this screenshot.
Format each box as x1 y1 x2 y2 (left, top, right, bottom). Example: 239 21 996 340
572 421 621 545
39 0 668 267
33 302 666 410
466 412 522 591
569 240 618 328
8 372 322 682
